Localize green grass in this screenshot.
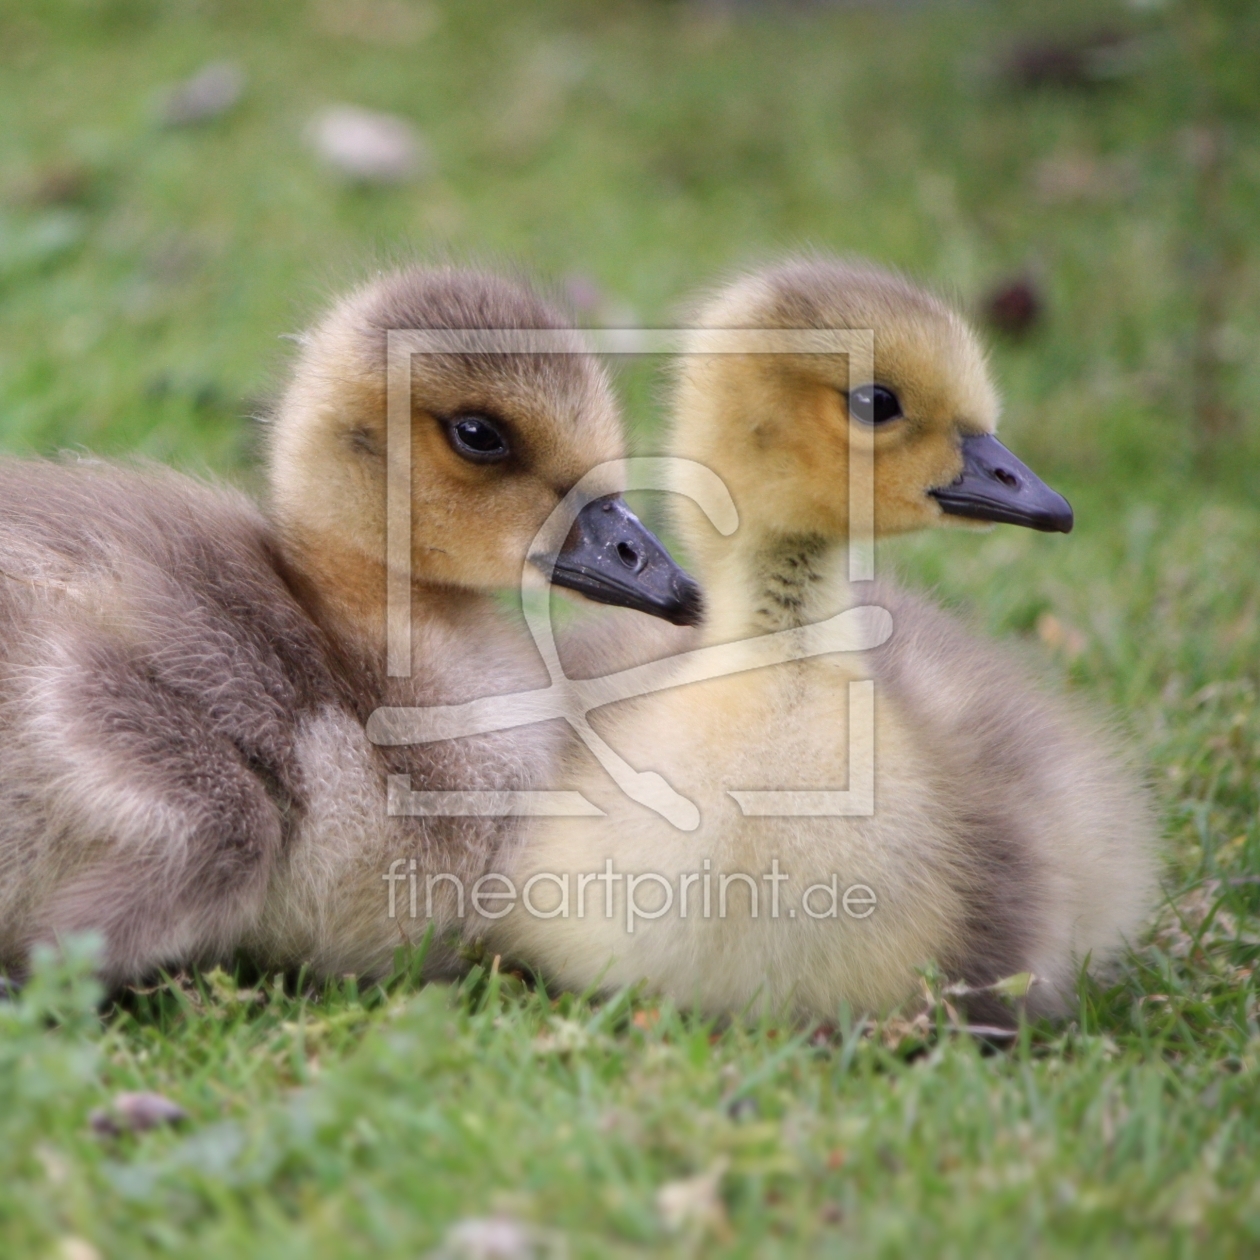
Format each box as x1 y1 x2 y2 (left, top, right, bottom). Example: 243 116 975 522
2 0 1260 1255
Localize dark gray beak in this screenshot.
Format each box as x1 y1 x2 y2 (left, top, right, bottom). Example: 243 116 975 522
535 495 703 626
929 433 1073 534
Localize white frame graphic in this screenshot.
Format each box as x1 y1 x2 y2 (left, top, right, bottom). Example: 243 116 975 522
369 327 885 829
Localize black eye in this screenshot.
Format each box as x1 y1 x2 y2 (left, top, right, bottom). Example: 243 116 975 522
848 385 903 426
447 414 510 463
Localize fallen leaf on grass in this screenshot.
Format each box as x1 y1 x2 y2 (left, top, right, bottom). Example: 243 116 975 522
657 1157 731 1238
878 1011 932 1049
1037 612 1087 660
58 1240 100 1260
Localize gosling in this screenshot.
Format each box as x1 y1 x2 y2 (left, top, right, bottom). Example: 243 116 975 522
489 256 1158 1022
0 266 698 988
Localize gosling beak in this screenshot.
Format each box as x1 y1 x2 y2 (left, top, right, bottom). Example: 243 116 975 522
535 495 704 626
929 433 1073 534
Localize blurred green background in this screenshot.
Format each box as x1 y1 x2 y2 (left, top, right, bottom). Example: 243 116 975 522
5 4 1260 1255
2 0 1257 486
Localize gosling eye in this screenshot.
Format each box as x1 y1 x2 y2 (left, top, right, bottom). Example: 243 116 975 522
848 385 903 426
446 414 510 463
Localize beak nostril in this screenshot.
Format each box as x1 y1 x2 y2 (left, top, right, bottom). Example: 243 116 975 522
932 433 1071 532
616 542 642 570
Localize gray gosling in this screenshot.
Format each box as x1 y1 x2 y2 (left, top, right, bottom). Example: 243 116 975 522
490 257 1158 1022
0 266 698 988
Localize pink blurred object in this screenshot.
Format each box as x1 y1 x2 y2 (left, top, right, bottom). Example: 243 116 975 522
309 105 427 183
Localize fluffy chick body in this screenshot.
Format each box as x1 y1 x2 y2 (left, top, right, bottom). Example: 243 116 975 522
0 266 634 987
492 258 1158 1019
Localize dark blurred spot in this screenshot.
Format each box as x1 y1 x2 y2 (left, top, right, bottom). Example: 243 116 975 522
1001 29 1138 90
809 1023 838 1048
193 381 223 412
143 375 234 415
983 278 1042 338
21 162 94 207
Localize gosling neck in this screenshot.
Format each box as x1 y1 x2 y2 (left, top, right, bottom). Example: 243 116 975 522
274 525 485 667
699 530 854 644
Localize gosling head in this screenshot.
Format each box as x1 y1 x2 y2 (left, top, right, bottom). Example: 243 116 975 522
268 265 701 629
670 257 1071 576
